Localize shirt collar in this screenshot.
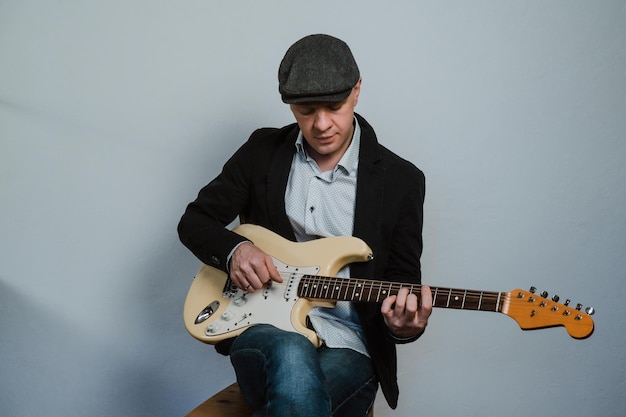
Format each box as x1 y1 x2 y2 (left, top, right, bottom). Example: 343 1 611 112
294 117 361 175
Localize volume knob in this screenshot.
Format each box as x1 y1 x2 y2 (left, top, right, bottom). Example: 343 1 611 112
206 323 220 334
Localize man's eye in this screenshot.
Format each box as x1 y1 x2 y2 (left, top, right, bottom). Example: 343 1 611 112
328 103 344 111
296 107 314 115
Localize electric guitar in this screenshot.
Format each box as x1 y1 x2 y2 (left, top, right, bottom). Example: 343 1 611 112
183 224 595 346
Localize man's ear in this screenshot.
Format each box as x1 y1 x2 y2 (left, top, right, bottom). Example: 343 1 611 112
352 78 362 106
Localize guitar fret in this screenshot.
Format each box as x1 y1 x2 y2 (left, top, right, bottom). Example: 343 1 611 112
335 278 344 300
304 275 313 298
315 276 323 298
300 275 308 297
317 276 325 298
340 279 349 300
309 277 317 297
320 277 330 298
337 279 346 300
310 276 318 298
464 292 471 308
328 277 337 299
323 276 332 299
312 276 320 298
328 278 339 297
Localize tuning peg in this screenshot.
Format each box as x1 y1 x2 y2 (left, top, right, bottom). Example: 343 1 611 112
529 286 537 294
585 307 595 315
564 299 571 306
576 303 583 311
540 290 549 298
552 294 560 302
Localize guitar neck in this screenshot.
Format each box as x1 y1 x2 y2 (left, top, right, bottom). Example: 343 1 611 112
298 275 506 313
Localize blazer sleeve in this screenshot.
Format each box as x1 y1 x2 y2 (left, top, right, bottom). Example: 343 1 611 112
177 129 269 272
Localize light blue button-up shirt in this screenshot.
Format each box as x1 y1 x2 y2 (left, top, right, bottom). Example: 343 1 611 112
284 118 369 356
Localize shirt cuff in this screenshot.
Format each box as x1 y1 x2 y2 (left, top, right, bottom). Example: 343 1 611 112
386 328 425 344
226 240 252 272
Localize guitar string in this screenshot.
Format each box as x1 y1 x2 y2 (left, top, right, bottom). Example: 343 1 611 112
281 273 505 300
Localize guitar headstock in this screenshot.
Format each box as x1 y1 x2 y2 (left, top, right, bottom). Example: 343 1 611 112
504 287 594 339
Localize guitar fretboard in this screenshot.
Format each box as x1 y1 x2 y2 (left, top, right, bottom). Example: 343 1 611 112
297 275 506 312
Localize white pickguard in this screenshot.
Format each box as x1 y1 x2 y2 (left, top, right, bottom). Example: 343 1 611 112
200 259 320 341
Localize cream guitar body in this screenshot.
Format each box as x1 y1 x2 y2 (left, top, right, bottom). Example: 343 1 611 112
183 224 373 347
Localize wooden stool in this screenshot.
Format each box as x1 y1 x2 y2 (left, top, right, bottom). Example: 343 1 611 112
185 382 374 417
186 383 252 417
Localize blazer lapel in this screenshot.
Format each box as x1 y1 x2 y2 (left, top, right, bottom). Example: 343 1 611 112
352 114 385 277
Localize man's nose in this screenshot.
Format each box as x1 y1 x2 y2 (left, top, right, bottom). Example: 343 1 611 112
313 110 332 131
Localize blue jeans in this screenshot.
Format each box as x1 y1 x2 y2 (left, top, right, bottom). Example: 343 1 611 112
229 324 378 417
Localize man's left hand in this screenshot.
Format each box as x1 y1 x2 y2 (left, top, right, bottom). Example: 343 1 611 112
381 285 433 339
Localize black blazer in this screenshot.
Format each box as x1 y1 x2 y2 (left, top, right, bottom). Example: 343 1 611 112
178 113 425 408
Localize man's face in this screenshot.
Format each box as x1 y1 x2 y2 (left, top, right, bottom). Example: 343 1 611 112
289 79 361 168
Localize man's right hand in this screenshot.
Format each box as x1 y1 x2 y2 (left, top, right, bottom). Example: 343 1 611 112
229 242 283 292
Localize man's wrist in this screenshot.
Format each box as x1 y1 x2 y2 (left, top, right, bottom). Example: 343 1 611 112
226 240 252 272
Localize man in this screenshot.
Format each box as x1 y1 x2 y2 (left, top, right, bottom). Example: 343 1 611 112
178 34 432 417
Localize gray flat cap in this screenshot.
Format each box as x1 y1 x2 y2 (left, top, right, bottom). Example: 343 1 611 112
278 34 360 104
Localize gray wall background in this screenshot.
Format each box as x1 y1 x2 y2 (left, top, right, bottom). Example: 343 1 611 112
1 1 624 416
